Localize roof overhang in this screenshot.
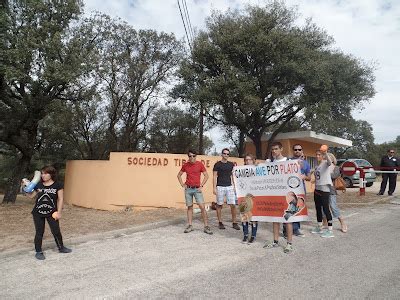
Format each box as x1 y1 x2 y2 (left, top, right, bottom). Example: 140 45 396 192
246 131 352 148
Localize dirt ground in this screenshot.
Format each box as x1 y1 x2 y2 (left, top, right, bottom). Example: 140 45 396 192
0 189 391 252
0 195 185 252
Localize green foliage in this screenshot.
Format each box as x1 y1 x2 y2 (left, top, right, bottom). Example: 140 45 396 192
146 106 213 154
0 0 89 202
66 14 185 154
173 2 375 158
0 0 87 153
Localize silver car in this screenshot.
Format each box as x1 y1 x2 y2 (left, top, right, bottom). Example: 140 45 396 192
337 159 377 188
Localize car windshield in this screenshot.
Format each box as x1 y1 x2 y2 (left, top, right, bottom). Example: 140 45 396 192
353 159 372 167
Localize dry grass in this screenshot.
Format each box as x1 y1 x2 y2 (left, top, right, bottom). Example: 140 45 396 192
0 195 184 252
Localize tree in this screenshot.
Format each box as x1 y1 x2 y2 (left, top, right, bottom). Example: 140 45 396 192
221 126 246 157
36 98 108 161
174 3 375 158
0 0 93 203
146 106 213 154
76 14 184 154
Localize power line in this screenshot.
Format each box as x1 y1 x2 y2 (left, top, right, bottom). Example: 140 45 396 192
177 0 192 51
183 0 195 42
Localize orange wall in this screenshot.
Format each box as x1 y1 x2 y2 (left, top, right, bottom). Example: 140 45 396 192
64 153 243 211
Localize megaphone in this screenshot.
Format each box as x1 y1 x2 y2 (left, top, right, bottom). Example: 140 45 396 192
22 170 41 193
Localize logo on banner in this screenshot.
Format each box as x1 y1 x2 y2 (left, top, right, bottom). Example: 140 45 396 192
287 176 301 189
238 181 247 190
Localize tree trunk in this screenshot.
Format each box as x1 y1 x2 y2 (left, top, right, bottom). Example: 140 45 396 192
252 134 263 160
238 130 245 157
2 154 32 203
198 101 204 155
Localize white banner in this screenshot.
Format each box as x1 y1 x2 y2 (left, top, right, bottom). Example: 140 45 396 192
233 160 309 223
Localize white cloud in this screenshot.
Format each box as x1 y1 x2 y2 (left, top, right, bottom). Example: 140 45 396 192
83 0 400 147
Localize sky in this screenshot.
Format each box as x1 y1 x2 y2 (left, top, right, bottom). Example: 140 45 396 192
83 0 400 149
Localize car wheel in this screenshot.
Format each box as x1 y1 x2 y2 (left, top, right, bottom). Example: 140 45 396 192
344 178 352 188
366 182 373 187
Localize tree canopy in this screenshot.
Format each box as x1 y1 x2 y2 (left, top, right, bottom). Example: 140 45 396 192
0 0 91 202
173 3 375 158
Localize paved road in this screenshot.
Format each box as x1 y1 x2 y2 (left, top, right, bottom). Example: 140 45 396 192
1 204 400 299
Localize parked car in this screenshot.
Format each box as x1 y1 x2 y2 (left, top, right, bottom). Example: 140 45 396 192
337 159 377 188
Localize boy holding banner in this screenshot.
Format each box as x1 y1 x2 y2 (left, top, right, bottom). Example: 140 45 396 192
264 142 294 253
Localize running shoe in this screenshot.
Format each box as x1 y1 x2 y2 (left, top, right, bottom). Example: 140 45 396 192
59 246 72 253
311 226 324 234
283 243 294 253
203 226 213 235
263 241 279 249
321 230 334 238
184 225 194 233
35 252 45 260
294 229 305 237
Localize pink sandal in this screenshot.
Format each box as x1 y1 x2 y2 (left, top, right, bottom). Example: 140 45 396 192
341 224 348 233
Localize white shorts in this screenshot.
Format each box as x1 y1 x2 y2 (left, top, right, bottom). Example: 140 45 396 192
216 186 236 205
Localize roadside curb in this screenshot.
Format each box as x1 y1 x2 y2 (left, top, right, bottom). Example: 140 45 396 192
0 216 186 260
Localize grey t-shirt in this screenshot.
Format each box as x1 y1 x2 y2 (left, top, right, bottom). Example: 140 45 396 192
315 160 333 192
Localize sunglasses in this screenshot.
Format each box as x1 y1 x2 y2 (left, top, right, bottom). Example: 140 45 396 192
294 149 303 151
188 155 196 158
390 152 395 154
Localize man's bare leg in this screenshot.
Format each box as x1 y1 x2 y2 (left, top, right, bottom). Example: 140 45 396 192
198 203 208 226
187 205 193 225
216 204 223 223
230 204 237 223
273 222 280 241
286 223 293 244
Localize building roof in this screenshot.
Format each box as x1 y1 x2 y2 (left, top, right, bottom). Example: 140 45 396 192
246 130 352 147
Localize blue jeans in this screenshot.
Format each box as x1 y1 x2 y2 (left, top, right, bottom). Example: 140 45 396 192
322 194 341 219
283 222 301 235
242 221 258 237
293 222 301 231
184 188 204 206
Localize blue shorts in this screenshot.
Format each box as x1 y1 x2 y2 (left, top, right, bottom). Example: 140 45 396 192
185 188 204 207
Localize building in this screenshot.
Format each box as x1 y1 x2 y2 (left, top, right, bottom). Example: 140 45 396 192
244 130 352 168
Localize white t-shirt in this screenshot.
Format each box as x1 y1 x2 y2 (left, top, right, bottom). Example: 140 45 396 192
266 157 287 163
